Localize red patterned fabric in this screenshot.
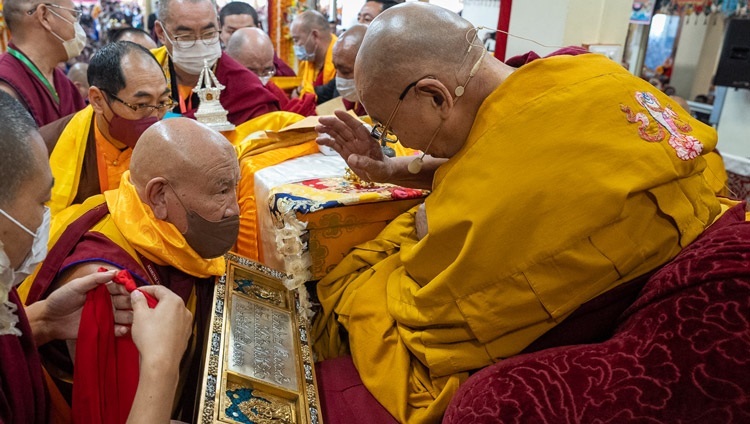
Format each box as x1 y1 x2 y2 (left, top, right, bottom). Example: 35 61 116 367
444 203 750 424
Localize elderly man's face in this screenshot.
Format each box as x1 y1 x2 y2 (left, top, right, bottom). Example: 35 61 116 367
157 0 219 57
220 13 257 46
357 2 383 25
0 134 52 269
165 142 240 233
237 51 275 79
332 42 357 79
358 76 449 157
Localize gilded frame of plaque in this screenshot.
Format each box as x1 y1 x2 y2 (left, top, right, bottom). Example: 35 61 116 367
197 253 323 424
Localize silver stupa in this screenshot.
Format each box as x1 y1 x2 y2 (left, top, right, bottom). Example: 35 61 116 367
193 59 235 132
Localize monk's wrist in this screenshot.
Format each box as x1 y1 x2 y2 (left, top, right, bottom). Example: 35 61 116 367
25 300 53 346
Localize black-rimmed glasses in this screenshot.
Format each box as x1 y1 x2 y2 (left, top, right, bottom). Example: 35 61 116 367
104 91 176 114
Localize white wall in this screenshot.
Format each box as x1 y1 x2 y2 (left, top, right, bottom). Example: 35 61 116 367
717 89 750 157
461 0 501 43
506 0 631 60
690 15 725 99
506 0 567 58
671 16 709 98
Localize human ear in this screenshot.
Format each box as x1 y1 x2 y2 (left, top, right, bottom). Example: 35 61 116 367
88 87 108 115
415 78 454 119
154 20 167 45
37 5 55 32
144 178 169 219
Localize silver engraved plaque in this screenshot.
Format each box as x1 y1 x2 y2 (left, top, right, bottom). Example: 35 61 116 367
197 253 323 424
227 295 298 391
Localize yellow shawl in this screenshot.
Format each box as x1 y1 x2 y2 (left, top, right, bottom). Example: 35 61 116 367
48 106 95 216
312 54 724 423
104 171 225 277
298 35 337 97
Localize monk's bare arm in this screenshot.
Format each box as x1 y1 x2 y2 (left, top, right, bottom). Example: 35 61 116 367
25 269 117 346
54 261 134 334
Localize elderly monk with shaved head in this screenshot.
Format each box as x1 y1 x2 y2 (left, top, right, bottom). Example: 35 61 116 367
26 118 240 422
313 3 735 422
226 27 316 116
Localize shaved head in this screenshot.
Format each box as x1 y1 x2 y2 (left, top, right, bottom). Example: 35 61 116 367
129 117 240 243
356 3 476 97
130 118 236 192
333 24 367 78
352 2 513 159
225 27 274 71
2 0 33 32
291 10 331 34
67 63 88 86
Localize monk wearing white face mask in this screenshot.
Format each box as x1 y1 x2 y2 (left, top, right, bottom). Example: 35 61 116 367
0 0 87 126
152 0 279 125
0 91 193 424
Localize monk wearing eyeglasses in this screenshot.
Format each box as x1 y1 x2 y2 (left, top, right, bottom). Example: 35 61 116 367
152 0 278 125
313 3 736 423
0 0 87 127
40 41 171 217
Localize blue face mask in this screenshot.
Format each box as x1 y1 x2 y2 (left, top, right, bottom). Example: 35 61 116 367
293 32 315 62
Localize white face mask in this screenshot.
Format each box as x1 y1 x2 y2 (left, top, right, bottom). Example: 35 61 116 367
259 75 272 86
336 76 358 102
172 41 222 75
48 10 87 60
0 206 50 287
161 23 222 75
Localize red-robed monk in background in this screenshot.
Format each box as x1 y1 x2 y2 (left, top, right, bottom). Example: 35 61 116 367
0 91 192 424
0 0 86 126
226 27 317 116
24 118 240 422
152 0 279 125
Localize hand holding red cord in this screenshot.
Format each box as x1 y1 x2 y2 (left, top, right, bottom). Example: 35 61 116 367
98 267 158 308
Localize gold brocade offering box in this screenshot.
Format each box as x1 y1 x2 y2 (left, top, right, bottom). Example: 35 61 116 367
197 253 322 424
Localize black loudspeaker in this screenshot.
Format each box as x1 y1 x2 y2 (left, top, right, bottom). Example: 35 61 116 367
715 19 750 88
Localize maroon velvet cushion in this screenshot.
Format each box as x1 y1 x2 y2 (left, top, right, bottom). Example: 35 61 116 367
443 204 750 424
315 356 399 424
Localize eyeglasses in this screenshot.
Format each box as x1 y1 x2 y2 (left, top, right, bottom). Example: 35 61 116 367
249 67 276 79
104 91 176 114
28 3 83 23
371 77 428 147
160 23 221 49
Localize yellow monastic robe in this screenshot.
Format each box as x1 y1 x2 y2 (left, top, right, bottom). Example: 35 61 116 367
48 106 96 216
312 54 724 423
298 35 337 97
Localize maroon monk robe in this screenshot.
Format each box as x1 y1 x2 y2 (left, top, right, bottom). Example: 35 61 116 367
342 98 366 117
265 81 317 116
168 52 280 125
0 43 85 127
0 289 49 424
27 201 214 422
273 53 296 77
